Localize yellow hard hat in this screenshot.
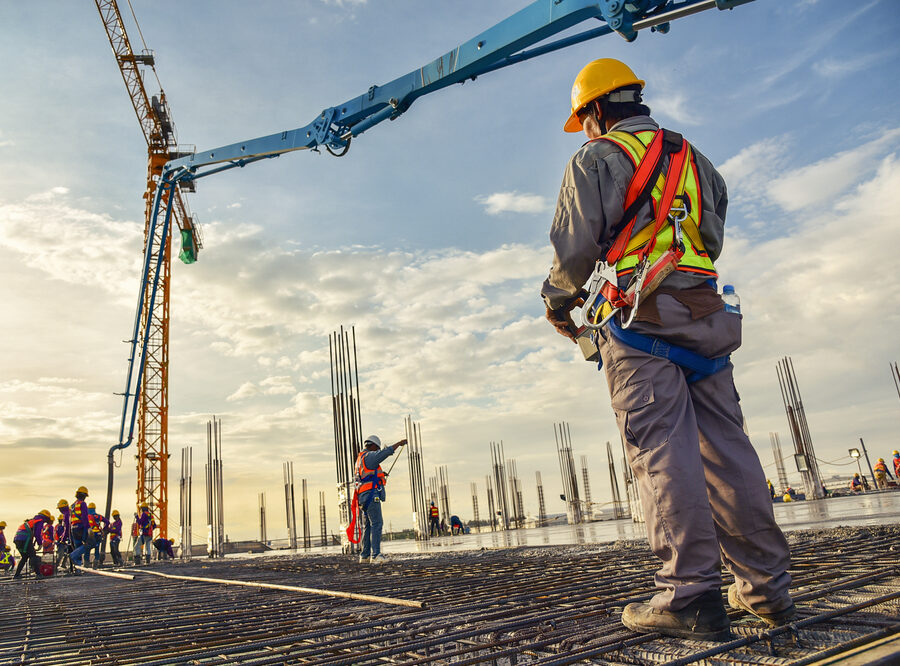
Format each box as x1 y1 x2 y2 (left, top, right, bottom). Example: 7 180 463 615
88 503 96 510
564 58 644 133
57 499 69 509
893 450 899 455
0 521 6 528
854 472 860 477
878 458 884 462
76 486 89 496
58 514 65 521
39 509 53 520
140 502 149 509
112 510 120 516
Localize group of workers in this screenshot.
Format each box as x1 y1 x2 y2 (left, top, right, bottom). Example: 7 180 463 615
1 486 178 579
425 503 465 536
849 452 898 491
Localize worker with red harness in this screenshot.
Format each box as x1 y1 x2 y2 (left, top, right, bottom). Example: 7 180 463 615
347 435 407 563
0 521 6 553
542 59 794 641
108 510 124 566
134 503 155 564
86 503 107 567
13 510 53 578
893 451 900 478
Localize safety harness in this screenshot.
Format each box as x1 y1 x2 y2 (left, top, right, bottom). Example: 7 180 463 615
579 127 729 382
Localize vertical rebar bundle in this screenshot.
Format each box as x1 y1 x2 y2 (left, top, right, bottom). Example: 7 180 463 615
258 492 267 544
283 461 298 550
329 325 364 550
301 479 311 550
506 458 525 528
485 475 497 531
318 491 327 546
437 465 452 524
536 471 547 527
490 442 510 530
621 435 644 523
580 454 593 521
470 482 480 532
777 357 824 499
770 432 790 492
891 361 900 403
205 417 225 558
179 446 192 560
555 422 583 524
405 416 428 540
606 442 628 520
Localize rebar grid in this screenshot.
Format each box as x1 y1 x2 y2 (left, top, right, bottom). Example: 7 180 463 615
1 526 897 665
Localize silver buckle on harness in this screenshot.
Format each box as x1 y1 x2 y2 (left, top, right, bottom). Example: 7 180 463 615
620 259 648 329
580 260 620 331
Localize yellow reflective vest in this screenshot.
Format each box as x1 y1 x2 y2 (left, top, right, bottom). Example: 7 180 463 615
600 129 718 280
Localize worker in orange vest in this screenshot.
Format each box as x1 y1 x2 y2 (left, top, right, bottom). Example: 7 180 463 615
68 486 91 567
13 510 53 578
428 502 440 537
873 458 892 489
350 435 406 563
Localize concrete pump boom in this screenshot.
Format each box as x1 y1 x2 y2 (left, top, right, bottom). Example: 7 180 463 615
108 0 754 527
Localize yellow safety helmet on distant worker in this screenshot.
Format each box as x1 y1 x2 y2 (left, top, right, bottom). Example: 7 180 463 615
88 503 96 510
58 499 68 509
564 58 644 133
39 510 53 520
140 502 149 509
76 486 89 496
0 521 6 528
112 510 120 516
58 515 65 521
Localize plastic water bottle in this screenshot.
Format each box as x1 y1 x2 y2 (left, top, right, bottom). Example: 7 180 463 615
722 284 741 314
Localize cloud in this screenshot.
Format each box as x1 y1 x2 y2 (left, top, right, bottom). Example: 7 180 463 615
475 191 552 216
648 92 701 127
813 52 886 79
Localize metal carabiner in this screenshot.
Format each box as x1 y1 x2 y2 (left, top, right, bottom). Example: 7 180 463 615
580 261 619 331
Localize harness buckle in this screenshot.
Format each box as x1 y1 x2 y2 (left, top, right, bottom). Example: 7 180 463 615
580 260 620 331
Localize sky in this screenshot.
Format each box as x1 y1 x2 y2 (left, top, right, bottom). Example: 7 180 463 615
2 0 899 545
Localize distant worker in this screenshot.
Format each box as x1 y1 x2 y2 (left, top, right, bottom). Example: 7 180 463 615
440 517 446 535
893 450 900 478
0 521 6 552
767 480 774 500
782 492 793 503
152 537 175 560
68 486 91 567
542 59 794 640
41 520 54 555
350 435 407 563
54 514 70 569
134 503 155 565
849 473 864 492
13 510 53 578
87 503 106 567
449 515 464 535
873 458 892 489
428 502 440 537
108 510 124 566
0 546 13 574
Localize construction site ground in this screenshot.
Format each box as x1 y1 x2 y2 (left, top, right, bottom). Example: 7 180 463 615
3 524 898 665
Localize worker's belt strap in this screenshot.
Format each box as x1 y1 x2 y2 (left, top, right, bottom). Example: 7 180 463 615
607 318 729 383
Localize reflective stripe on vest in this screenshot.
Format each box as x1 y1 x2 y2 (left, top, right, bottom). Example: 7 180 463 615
354 451 386 494
429 506 439 519
601 130 717 279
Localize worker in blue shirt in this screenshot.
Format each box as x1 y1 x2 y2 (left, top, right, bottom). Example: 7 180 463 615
450 515 464 535
153 537 175 560
353 435 406 564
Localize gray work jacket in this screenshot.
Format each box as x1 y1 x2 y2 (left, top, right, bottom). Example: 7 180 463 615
540 116 728 310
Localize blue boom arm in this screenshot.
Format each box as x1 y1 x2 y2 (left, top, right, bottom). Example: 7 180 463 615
111 0 753 461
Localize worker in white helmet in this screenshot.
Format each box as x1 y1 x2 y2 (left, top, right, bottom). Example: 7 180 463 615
349 435 406 563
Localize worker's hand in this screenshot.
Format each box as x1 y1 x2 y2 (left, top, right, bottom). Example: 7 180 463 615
545 298 583 343
394 438 408 448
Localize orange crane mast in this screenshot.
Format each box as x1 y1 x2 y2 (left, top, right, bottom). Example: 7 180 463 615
94 0 202 538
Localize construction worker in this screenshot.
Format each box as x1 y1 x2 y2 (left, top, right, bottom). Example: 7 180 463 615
54 514 70 569
450 515 464 535
134 503 155 564
152 537 175 560
87 503 106 567
428 502 440 537
68 486 91 567
767 480 775 500
108 510 124 566
893 450 900 478
0 546 13 574
0 521 6 552
849 473 864 492
13 510 53 578
873 458 893 489
542 59 794 640
352 435 407 563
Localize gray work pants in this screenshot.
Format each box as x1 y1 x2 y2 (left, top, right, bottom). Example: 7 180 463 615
598 295 792 613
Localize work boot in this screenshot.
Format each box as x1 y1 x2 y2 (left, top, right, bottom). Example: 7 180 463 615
133 555 141 566
622 590 731 641
370 554 388 564
728 584 796 627
358 555 369 564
